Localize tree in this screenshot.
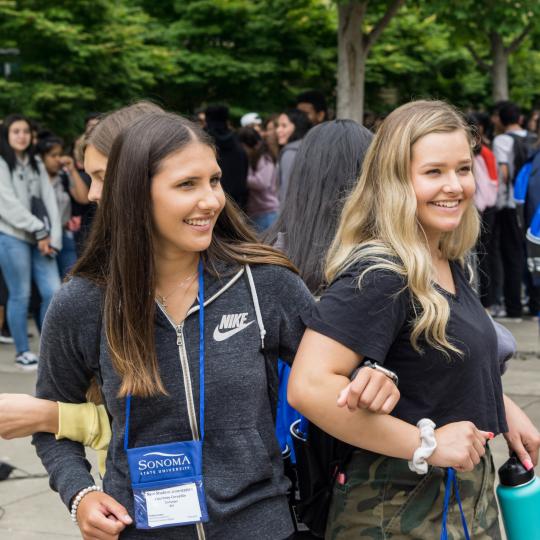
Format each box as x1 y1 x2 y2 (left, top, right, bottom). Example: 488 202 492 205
336 0 404 122
364 5 490 113
434 0 540 103
0 0 175 138
139 0 337 116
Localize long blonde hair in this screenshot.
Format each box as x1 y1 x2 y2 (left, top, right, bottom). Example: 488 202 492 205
326 100 479 356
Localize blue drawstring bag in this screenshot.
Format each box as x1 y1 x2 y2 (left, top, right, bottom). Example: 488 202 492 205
526 205 540 287
514 161 532 230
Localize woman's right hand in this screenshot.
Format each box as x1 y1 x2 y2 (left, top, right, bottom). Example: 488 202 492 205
37 237 54 257
77 491 132 540
427 421 493 472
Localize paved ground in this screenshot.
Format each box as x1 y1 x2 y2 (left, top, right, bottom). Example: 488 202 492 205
0 319 539 538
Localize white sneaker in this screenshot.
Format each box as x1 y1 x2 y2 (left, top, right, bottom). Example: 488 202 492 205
0 335 14 344
15 351 39 371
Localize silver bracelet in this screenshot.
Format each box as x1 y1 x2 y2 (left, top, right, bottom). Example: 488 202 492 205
70 485 102 523
408 418 437 475
350 361 399 386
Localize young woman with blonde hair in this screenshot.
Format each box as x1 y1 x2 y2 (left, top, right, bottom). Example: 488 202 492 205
288 100 540 539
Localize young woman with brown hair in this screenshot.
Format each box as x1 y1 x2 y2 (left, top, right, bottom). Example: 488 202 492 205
30 111 312 539
28 108 399 540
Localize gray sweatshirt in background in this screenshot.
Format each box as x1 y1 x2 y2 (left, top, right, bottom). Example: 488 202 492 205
32 261 314 540
0 156 62 249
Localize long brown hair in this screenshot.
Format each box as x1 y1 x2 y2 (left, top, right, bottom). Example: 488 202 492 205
73 112 295 397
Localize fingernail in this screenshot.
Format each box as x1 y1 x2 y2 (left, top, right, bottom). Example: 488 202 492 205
524 459 534 471
488 432 494 440
124 515 133 523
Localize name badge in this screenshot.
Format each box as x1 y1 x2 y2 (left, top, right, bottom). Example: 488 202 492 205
126 440 209 529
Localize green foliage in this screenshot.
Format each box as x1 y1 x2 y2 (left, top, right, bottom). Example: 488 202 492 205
365 5 490 113
0 0 174 138
509 39 540 108
431 0 540 103
3 0 540 138
144 0 337 116
435 0 540 45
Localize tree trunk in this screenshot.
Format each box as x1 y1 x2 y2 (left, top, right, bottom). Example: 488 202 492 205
490 32 509 102
337 2 367 123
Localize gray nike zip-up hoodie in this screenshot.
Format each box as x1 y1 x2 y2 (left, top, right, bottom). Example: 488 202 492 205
33 261 314 540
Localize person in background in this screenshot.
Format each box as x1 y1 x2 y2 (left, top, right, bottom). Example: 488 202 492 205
36 132 90 277
195 107 206 129
0 271 13 344
266 119 373 294
467 112 500 310
296 90 328 125
240 112 263 134
205 104 249 210
84 112 101 135
237 127 279 232
71 112 102 254
0 114 61 370
492 101 535 320
276 109 311 202
262 114 280 161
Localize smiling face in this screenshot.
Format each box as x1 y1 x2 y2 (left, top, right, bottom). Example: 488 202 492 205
410 130 475 247
8 120 32 156
150 141 225 257
84 144 108 203
276 114 295 146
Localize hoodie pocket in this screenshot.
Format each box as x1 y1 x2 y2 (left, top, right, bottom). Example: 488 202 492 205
204 427 275 504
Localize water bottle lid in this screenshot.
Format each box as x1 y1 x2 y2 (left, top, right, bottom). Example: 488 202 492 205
498 455 535 487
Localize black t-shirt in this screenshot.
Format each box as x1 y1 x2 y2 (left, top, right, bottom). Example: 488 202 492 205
304 260 508 433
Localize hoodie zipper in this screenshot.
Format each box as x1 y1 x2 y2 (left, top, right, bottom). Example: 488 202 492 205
155 268 244 540
157 311 205 540
175 324 200 441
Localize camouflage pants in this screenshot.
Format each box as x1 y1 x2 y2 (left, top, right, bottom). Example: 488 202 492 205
326 447 501 540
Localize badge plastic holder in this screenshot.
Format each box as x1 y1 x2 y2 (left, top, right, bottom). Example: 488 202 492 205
126 440 209 529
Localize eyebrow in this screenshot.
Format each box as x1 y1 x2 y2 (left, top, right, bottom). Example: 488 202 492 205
175 172 222 181
421 159 472 167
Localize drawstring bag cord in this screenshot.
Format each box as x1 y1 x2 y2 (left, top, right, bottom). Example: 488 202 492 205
440 467 471 540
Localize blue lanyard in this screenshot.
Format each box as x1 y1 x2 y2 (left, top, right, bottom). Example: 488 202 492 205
124 259 205 450
440 467 470 540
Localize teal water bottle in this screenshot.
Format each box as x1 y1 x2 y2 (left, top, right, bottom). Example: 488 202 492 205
496 455 540 540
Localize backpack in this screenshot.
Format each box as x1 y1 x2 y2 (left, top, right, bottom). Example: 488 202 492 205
513 149 540 230
526 205 540 286
507 132 536 184
244 266 353 538
473 154 498 212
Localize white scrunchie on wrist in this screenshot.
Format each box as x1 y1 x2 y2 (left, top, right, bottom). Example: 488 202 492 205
408 418 437 475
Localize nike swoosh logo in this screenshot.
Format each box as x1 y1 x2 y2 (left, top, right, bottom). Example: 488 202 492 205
213 320 255 341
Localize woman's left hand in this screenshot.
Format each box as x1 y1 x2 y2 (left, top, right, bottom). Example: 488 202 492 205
60 155 75 172
503 394 540 470
337 367 400 414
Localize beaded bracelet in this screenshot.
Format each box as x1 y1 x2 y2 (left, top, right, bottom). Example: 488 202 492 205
70 485 103 523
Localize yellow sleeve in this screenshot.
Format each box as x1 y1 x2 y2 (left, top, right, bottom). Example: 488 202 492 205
55 402 111 451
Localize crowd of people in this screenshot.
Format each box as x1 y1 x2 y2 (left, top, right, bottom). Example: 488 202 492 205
0 94 539 540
